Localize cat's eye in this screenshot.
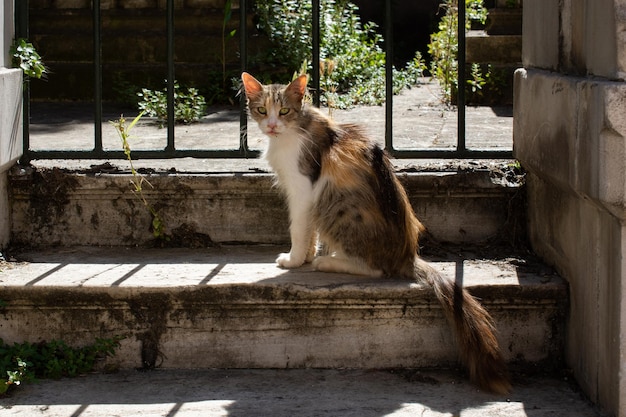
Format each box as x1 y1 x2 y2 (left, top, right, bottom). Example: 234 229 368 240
279 108 290 116
257 107 267 115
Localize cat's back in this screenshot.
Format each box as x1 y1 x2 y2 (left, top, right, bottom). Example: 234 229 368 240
313 119 421 277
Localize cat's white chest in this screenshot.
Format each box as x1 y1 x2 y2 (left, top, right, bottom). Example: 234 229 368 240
264 130 305 185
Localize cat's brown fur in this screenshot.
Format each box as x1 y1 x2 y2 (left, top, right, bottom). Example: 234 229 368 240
242 72 511 394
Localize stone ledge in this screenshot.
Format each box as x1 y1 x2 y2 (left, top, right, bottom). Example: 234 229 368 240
0 245 567 371
9 167 523 246
0 68 22 172
0 68 23 249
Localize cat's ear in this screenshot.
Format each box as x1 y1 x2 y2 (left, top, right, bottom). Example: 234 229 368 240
241 72 264 98
285 74 308 102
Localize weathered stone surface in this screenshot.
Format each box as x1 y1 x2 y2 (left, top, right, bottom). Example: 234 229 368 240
8 167 522 247
0 68 22 249
0 245 567 371
524 0 626 79
466 32 521 64
522 0 559 70
514 68 626 219
515 66 626 416
0 69 22 172
523 173 625 417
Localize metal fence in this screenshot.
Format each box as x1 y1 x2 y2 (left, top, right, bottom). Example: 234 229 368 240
15 0 512 162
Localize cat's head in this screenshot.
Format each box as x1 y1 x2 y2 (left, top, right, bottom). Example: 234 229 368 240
241 72 308 137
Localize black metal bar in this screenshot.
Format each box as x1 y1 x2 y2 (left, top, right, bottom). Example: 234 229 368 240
27 149 262 159
93 0 102 152
18 0 512 162
15 0 31 164
457 0 466 152
25 148 510 160
389 149 512 159
166 0 175 151
384 0 393 152
311 0 320 106
239 0 249 154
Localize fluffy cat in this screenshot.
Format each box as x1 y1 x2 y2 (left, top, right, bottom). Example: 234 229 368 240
241 72 511 394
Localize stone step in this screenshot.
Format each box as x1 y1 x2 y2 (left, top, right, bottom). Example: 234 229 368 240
466 30 522 65
0 245 566 374
8 165 524 247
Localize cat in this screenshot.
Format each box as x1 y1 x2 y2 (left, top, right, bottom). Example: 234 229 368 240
241 71 511 394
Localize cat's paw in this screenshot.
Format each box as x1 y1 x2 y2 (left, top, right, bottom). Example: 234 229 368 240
276 252 305 269
311 256 334 272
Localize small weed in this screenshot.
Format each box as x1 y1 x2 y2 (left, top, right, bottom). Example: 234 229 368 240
110 114 169 242
11 38 48 80
468 62 487 94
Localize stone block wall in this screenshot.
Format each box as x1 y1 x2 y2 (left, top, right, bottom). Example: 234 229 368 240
26 0 262 101
514 1 626 416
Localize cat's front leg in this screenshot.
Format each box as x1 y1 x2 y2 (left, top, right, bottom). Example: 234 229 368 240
276 219 314 268
276 181 315 269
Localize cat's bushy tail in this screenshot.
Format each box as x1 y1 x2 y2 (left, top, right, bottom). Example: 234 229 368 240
413 256 511 395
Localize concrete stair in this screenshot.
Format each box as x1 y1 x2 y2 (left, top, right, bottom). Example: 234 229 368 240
8 164 525 247
1 162 568 381
2 245 566 374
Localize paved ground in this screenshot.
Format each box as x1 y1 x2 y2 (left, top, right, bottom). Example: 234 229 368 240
0 369 604 417
27 79 513 174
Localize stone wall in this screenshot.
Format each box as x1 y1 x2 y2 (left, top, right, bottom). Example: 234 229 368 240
514 1 626 416
27 0 261 101
0 2 23 250
25 1 442 102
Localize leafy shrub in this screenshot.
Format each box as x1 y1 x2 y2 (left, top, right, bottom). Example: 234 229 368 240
138 82 206 126
254 0 426 108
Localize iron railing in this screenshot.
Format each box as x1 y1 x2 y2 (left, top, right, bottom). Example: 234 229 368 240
16 0 512 162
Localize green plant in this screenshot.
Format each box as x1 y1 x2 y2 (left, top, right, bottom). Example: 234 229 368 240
255 0 425 108
10 38 48 80
467 62 487 94
466 0 488 25
428 0 491 104
137 82 206 127
0 358 27 395
428 1 458 103
0 337 122 395
111 113 168 242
